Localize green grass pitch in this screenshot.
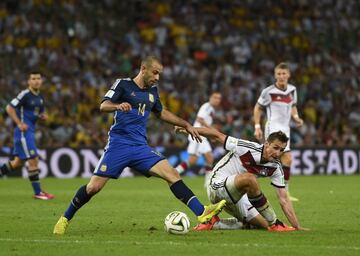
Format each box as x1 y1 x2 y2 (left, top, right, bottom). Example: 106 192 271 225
0 176 359 256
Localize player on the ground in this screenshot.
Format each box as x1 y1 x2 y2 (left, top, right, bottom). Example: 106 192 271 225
176 126 308 231
176 92 222 180
53 56 226 235
253 62 303 201
0 72 54 200
195 193 270 231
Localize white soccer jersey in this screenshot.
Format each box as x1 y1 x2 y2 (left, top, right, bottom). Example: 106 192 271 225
193 102 215 128
187 102 215 154
257 84 297 136
209 136 285 188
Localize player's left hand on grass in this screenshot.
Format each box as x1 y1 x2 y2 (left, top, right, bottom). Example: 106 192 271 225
185 124 202 143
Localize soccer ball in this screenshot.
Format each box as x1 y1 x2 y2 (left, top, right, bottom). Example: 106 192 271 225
164 211 190 235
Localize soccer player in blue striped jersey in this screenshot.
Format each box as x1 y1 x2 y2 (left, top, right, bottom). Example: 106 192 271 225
53 56 226 235
0 72 54 200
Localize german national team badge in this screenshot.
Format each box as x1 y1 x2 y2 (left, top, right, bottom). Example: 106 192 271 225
149 93 154 103
259 168 268 177
100 164 107 172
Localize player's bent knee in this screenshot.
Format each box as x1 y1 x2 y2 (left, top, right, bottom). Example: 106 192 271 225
235 173 258 193
11 158 24 169
86 182 104 195
149 160 180 183
27 158 39 169
281 153 292 166
164 168 181 184
246 174 258 187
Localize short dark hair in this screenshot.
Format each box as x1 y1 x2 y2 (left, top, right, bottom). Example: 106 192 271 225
211 91 221 96
28 71 42 78
141 56 161 68
274 62 290 72
267 131 289 144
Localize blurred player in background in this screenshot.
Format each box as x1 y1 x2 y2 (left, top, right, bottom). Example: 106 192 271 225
53 56 226 235
176 126 308 231
253 63 303 201
0 72 54 200
175 92 222 181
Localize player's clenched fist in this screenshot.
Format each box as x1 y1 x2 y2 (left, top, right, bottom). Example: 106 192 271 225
116 102 132 112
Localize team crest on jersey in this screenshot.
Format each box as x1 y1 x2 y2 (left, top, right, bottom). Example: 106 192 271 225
259 168 269 177
131 91 136 97
30 150 35 155
100 164 107 172
149 94 154 103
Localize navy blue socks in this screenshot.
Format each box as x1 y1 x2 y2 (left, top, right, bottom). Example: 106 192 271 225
28 169 41 195
170 180 205 216
64 185 93 220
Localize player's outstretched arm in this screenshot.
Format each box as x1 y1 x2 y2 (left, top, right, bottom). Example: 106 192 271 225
175 126 226 145
158 109 202 142
275 187 309 231
100 100 132 113
196 117 211 128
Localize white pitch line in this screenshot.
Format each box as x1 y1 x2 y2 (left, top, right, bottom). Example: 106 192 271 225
0 238 359 251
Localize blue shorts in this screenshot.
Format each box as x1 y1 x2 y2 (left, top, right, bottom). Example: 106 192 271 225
13 130 38 160
93 137 166 179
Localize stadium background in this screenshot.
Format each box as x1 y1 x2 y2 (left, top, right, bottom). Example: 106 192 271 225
0 0 359 176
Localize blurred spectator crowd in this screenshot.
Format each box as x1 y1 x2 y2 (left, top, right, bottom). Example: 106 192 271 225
0 0 359 149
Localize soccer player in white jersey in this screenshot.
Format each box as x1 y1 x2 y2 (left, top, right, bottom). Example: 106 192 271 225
175 126 308 231
176 92 222 178
253 62 303 201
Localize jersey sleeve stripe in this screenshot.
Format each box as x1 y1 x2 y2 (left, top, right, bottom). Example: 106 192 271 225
16 89 29 100
223 136 229 150
110 79 121 90
237 141 262 152
104 90 115 98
